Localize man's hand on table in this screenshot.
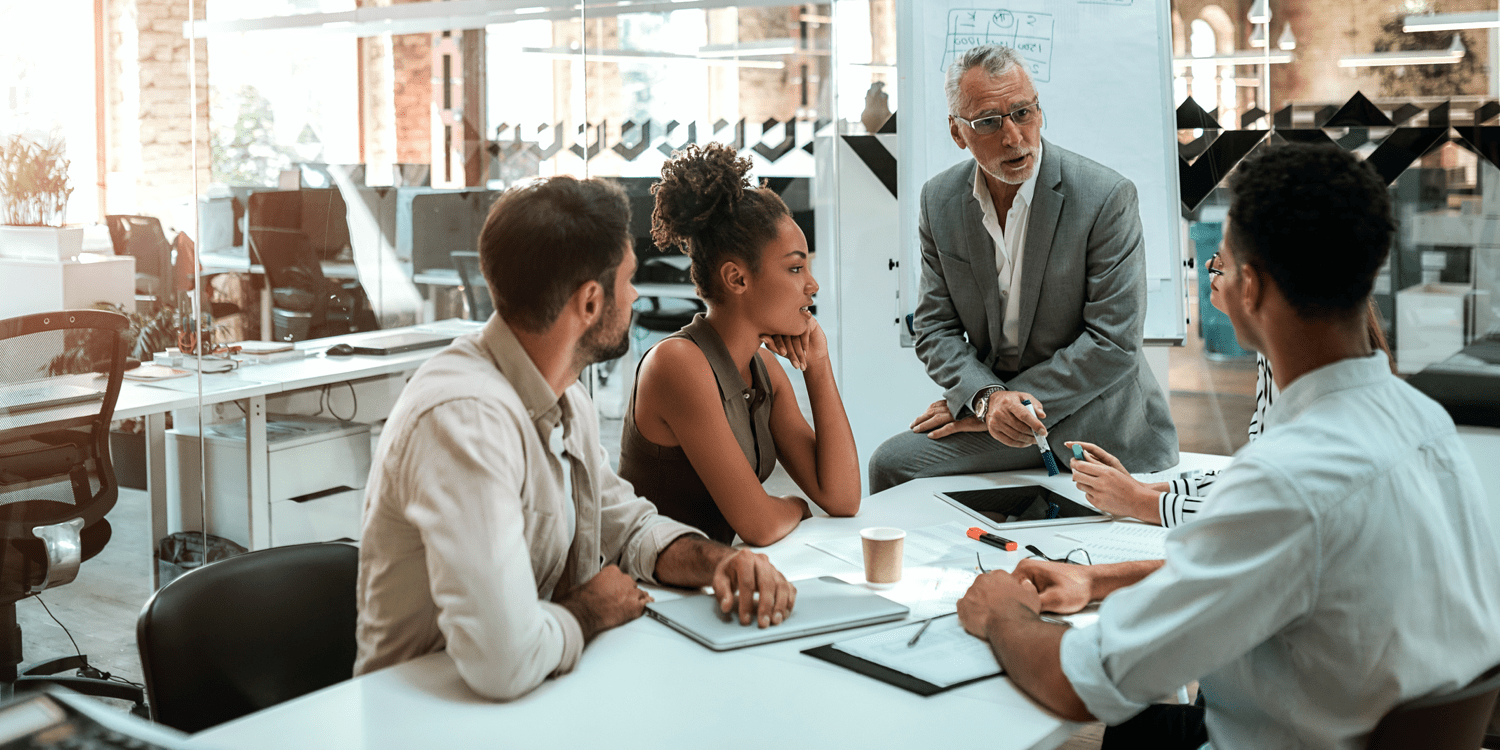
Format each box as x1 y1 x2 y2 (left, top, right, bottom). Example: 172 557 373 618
956 569 1042 638
654 535 799 629
557 565 655 642
712 549 798 628
1010 559 1094 614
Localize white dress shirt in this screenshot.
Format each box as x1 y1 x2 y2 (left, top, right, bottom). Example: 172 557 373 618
1060 351 1500 749
354 315 700 700
971 143 1042 375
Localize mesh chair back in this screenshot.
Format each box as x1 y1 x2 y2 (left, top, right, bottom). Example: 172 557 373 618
104 215 175 293
1369 663 1500 750
450 251 493 321
0 311 128 601
247 191 331 302
0 311 127 533
136 542 359 733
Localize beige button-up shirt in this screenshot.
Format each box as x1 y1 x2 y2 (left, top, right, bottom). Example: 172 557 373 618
354 315 701 700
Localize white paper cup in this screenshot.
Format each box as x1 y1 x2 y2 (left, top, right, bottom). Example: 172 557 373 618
860 527 905 587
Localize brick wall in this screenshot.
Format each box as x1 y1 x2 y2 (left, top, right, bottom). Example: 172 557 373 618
392 30 432 165
105 0 210 220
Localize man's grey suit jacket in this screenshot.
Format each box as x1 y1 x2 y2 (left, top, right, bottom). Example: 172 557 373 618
912 139 1178 471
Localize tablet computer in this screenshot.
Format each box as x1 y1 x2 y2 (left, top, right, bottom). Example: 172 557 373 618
644 576 908 651
936 485 1111 531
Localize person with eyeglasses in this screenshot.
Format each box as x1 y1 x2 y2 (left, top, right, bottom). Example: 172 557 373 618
868 43 1177 493
954 143 1500 750
1066 255 1392 528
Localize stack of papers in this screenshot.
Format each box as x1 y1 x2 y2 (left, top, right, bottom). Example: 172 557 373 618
1055 523 1168 564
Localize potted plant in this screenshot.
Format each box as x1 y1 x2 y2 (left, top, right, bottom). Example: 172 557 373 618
0 133 82 260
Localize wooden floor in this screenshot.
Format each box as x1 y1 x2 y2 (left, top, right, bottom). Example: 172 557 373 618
29 330 1258 743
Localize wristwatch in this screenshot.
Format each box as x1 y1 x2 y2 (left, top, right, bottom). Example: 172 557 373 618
973 386 1004 419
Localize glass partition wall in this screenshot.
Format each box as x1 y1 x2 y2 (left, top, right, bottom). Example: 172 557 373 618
150 0 898 593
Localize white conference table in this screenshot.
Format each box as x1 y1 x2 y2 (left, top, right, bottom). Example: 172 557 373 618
191 452 1231 750
117 319 483 586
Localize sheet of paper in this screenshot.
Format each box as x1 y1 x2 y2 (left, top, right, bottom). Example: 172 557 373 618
831 614 1001 688
808 522 977 568
832 566 979 620
1056 523 1169 564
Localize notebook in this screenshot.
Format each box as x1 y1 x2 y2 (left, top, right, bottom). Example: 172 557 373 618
645 576 909 651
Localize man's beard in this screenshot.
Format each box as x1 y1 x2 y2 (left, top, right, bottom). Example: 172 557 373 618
983 146 1037 185
580 297 631 365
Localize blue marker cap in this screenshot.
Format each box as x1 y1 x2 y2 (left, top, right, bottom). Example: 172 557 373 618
1072 444 1085 461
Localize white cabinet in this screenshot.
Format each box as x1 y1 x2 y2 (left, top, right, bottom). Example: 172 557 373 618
167 415 371 550
0 254 135 319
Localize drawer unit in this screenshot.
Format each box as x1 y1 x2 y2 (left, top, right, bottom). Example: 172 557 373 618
272 487 364 547
167 415 371 550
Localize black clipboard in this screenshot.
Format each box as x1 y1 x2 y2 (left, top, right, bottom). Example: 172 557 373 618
801 640 1004 696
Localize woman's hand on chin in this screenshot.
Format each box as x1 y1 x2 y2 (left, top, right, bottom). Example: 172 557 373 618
761 317 828 372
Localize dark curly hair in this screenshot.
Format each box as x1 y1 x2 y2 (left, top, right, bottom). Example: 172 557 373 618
650 143 789 303
478 176 629 333
1227 143 1395 320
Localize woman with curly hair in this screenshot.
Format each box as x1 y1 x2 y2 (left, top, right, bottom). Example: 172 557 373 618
617 143 861 547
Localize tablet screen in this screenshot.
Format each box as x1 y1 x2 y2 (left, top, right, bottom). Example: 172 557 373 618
940 486 1103 524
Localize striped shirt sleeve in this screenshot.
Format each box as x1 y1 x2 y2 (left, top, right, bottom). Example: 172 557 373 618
1157 357 1279 529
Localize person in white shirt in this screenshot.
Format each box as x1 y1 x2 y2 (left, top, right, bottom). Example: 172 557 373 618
954 143 1500 749
355 176 798 701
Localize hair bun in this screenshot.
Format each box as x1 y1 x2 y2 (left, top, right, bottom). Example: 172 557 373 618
651 143 753 253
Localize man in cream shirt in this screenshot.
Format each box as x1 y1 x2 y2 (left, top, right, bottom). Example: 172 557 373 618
355 176 798 701
955 144 1500 749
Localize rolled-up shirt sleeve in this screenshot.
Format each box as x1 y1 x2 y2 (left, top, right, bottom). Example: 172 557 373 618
399 400 582 702
591 438 702 584
1060 457 1317 724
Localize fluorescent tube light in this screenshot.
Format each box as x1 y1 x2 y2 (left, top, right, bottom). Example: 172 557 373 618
1338 34 1465 67
1403 10 1500 32
1173 50 1294 65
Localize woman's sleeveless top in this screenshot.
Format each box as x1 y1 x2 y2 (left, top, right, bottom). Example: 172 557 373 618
618 314 776 544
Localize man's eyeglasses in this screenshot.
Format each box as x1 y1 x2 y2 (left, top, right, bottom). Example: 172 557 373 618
951 101 1042 135
1207 252 1225 279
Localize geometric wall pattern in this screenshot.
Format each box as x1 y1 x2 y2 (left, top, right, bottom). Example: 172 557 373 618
1177 91 1500 212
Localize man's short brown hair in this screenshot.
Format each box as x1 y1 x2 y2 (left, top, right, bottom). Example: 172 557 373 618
478 176 631 332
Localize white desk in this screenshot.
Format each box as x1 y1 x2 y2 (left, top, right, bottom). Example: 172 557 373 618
123 320 483 585
191 453 1231 750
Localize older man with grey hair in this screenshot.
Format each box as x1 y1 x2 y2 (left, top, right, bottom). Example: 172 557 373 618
868 44 1177 492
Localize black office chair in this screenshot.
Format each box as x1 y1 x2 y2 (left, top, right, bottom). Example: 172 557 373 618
105 215 241 323
0 310 145 712
1368 662 1500 750
450 251 493 322
103 216 174 305
631 244 704 333
136 542 358 733
247 192 377 342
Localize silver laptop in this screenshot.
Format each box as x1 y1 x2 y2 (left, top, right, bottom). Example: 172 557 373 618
645 576 909 651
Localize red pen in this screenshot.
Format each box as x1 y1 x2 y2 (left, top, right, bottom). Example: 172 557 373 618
967 527 1018 552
